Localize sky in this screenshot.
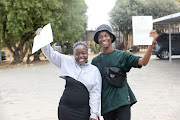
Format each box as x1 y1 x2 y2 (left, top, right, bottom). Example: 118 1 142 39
85 0 117 30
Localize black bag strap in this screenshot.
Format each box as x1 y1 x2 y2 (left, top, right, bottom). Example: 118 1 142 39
97 53 124 71
97 54 104 69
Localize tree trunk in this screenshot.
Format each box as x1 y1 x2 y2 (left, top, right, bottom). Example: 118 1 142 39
123 33 128 50
27 54 33 64
2 23 33 64
12 50 23 64
33 51 41 62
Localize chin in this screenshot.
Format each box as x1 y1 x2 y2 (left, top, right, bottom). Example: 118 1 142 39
101 43 110 48
102 45 110 49
78 61 86 65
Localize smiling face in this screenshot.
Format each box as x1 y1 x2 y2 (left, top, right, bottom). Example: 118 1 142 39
74 45 88 65
98 31 113 49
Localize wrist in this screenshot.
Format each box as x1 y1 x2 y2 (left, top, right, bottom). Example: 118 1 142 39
149 45 153 48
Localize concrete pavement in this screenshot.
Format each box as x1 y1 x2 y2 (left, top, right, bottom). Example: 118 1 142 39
0 55 180 120
129 55 180 120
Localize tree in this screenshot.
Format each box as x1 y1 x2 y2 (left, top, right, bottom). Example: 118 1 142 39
52 0 87 45
144 0 179 19
57 0 87 54
110 0 145 50
0 0 87 64
110 0 179 50
144 0 180 33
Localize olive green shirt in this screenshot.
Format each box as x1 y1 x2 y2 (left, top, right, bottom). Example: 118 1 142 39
91 49 142 115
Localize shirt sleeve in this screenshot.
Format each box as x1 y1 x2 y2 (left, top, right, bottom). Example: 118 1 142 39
41 44 62 69
118 51 142 72
89 67 102 119
124 51 142 71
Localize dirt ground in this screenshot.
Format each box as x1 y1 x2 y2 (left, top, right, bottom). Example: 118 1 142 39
0 57 50 71
0 52 145 71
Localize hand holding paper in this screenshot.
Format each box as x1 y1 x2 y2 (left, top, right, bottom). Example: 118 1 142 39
132 16 153 45
150 30 158 45
32 23 53 54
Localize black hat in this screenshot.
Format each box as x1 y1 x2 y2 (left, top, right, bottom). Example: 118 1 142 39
94 24 116 44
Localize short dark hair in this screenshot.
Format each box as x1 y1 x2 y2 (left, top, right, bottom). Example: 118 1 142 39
73 41 88 53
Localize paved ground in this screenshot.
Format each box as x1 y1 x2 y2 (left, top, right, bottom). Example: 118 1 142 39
0 55 180 120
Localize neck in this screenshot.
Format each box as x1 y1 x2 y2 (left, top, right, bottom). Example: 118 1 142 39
102 46 114 54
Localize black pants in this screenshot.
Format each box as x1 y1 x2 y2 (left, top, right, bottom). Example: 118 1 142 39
103 105 131 120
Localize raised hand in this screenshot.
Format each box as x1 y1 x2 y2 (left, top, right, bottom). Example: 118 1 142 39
35 28 43 35
150 30 158 45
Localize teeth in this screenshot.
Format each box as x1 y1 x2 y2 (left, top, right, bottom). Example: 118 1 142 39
102 41 108 44
79 59 85 62
102 40 108 44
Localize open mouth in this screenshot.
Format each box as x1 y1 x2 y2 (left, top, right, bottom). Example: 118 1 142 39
101 40 109 46
79 59 86 62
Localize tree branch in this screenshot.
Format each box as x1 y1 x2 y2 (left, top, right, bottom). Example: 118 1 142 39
2 23 14 53
18 33 30 48
21 33 34 59
22 40 31 59
6 31 17 50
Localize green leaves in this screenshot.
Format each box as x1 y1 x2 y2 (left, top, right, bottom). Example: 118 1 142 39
110 0 179 32
144 0 179 19
0 0 87 43
109 0 179 49
0 0 87 63
110 0 145 32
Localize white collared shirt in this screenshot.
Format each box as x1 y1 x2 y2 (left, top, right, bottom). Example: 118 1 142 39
41 44 102 119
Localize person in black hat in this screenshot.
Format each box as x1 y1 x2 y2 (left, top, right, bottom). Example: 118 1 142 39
91 24 158 120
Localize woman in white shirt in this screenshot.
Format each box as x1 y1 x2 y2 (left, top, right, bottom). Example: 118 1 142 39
36 28 102 120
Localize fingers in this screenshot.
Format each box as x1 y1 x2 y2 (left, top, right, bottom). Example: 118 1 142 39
150 30 158 38
35 28 43 35
150 30 156 35
150 30 158 45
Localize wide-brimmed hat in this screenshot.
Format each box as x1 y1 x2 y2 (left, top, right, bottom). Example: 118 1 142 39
94 24 116 44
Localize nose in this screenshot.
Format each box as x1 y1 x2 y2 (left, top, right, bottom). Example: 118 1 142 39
79 54 83 57
103 36 106 40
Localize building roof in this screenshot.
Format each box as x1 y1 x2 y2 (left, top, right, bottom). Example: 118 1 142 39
153 12 180 25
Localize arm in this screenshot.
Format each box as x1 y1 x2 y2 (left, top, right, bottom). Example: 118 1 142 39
89 69 102 120
138 30 158 66
36 28 61 68
41 44 61 68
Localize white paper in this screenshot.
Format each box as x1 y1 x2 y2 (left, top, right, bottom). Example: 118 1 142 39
132 16 153 45
32 23 53 54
